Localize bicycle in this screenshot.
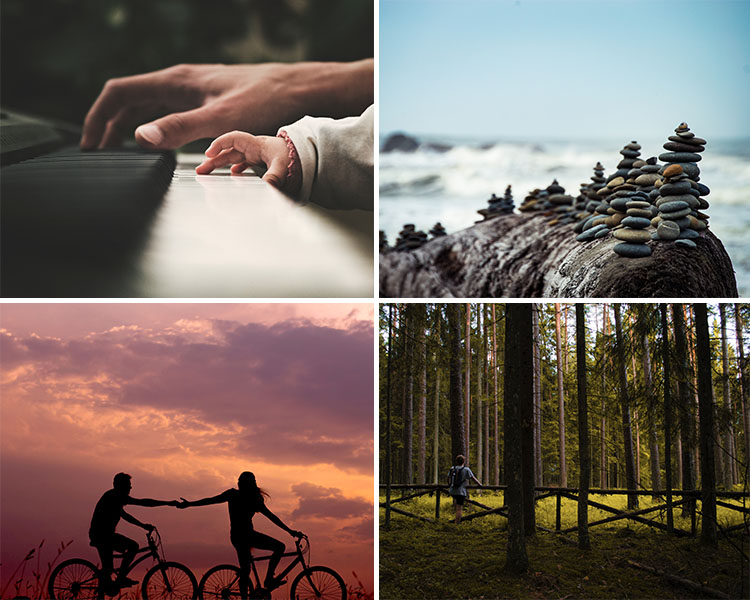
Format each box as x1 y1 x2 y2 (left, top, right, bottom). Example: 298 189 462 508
48 527 197 599
198 534 345 600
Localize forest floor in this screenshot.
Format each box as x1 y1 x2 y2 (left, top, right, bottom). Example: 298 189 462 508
379 492 748 599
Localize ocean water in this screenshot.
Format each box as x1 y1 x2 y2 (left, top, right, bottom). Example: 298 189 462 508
380 135 750 297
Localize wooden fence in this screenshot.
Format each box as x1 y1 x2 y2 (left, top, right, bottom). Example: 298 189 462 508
380 484 749 538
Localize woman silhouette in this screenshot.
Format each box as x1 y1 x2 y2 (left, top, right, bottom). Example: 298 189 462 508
178 471 302 594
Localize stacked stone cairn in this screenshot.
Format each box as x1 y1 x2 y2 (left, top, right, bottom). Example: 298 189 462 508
518 187 547 212
545 179 577 225
379 230 389 252
477 185 515 221
394 223 428 251
652 123 709 249
607 141 642 183
429 222 447 238
574 162 607 234
611 191 655 257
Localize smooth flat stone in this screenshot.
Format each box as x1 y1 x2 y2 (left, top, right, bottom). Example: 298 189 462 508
679 228 700 239
663 141 705 153
668 135 706 146
662 164 683 177
621 149 640 158
659 207 692 220
675 239 697 248
688 216 708 230
657 194 698 208
607 176 625 188
698 198 710 210
657 200 689 213
635 173 661 186
641 165 661 174
614 228 651 242
621 216 652 229
626 208 653 219
658 181 692 195
626 200 652 209
657 220 680 240
626 142 642 150
613 242 652 258
659 152 702 163
577 225 605 242
660 162 700 179
697 183 710 196
594 227 610 239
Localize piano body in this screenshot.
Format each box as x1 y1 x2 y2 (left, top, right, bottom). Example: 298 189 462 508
0 110 373 298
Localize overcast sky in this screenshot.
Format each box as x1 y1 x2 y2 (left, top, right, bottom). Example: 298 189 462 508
1 304 374 595
380 0 750 140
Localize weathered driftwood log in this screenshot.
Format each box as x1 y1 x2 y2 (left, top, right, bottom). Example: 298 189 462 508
380 213 738 298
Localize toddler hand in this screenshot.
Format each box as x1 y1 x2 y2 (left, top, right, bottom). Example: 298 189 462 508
195 131 301 195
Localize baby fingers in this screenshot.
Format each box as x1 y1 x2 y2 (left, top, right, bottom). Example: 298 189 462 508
195 148 245 174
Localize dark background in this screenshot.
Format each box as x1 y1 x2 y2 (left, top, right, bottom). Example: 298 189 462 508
1 0 373 125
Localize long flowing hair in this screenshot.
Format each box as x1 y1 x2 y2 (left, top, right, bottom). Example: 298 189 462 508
238 471 270 505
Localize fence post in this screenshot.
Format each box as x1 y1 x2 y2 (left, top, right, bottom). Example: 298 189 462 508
435 487 441 521
556 489 562 532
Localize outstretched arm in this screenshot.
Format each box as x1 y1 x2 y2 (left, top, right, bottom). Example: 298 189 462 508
128 496 179 508
258 504 302 537
177 492 230 508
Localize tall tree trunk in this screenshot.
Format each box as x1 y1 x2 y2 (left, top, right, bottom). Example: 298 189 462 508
532 303 543 488
600 304 609 489
735 303 750 484
686 305 701 484
719 304 737 486
417 306 427 485
614 304 638 509
433 311 440 485
402 306 414 484
504 304 532 573
465 303 471 461
483 305 490 487
493 304 500 486
576 304 591 549
477 309 483 483
660 304 674 533
448 304 466 465
385 305 394 529
673 304 695 516
694 304 718 547
555 303 568 487
643 331 662 492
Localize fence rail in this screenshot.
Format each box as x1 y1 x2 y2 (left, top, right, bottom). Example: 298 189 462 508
379 484 749 537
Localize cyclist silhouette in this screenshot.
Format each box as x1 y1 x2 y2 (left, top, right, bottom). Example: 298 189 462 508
177 471 303 596
89 473 178 588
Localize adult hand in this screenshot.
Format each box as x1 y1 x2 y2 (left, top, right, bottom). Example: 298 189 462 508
176 497 190 509
195 130 300 194
81 59 373 150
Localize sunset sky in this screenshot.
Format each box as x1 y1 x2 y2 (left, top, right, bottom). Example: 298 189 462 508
0 303 374 596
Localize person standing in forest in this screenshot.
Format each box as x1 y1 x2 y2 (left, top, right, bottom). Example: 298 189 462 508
448 455 481 524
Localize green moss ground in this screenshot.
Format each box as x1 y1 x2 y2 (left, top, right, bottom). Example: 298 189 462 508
380 492 748 599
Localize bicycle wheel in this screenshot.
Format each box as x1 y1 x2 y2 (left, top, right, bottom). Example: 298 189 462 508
48 558 100 600
142 561 198 600
199 564 243 600
289 566 346 600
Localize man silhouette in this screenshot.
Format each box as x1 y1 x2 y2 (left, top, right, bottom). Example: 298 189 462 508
89 473 177 588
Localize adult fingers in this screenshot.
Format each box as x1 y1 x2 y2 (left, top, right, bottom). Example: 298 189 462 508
135 105 218 150
229 162 251 174
81 75 154 149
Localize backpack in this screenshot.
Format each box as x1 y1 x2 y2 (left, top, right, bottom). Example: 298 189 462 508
448 466 465 490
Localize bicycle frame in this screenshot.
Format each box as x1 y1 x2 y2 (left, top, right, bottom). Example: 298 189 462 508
110 531 162 579
236 537 310 591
